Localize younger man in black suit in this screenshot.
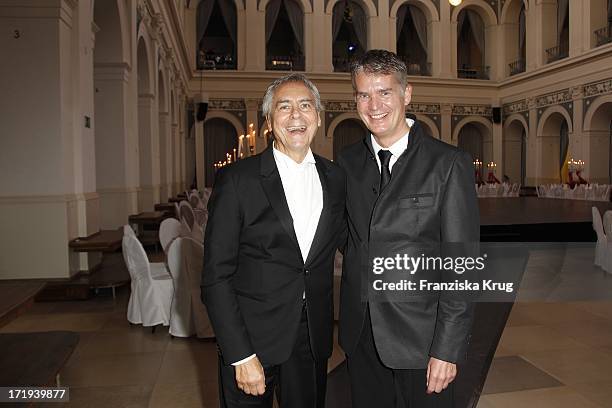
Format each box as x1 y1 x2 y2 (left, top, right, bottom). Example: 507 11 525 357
337 50 479 408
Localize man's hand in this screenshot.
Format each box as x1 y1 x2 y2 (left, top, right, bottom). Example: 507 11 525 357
426 357 457 394
235 356 266 396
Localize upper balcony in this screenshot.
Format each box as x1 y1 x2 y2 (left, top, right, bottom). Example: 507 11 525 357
545 41 569 64
594 24 612 47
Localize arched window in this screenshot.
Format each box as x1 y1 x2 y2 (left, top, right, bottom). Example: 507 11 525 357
546 0 569 63
457 10 488 79
509 3 526 75
266 0 305 71
396 4 430 76
594 0 612 47
332 1 367 72
196 0 237 70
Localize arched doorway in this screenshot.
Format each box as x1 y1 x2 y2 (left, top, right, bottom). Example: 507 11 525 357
204 118 239 187
503 119 528 185
458 122 492 164
333 118 369 160
538 111 570 183
584 99 612 183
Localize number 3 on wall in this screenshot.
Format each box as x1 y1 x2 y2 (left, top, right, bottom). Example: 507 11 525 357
14 29 20 39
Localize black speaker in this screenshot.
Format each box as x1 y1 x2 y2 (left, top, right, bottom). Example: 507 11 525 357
196 102 208 122
492 107 502 124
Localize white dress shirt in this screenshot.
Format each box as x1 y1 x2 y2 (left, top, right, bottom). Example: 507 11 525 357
371 118 414 173
232 143 323 366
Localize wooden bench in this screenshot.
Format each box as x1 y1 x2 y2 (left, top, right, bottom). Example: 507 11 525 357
68 229 123 253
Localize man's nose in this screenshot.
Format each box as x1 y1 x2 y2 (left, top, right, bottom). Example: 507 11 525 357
290 106 302 118
368 95 381 110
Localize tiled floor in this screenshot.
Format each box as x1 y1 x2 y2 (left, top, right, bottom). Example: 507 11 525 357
0 286 346 408
2 249 612 407
478 300 612 408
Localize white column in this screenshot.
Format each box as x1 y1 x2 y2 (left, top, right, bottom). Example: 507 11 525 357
0 0 99 279
441 104 453 145
195 116 205 191
94 63 139 229
244 1 265 71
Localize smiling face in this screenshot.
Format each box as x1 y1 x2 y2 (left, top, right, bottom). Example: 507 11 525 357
354 72 412 148
267 82 321 162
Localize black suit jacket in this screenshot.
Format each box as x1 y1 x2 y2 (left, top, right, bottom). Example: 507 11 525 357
202 146 346 366
336 120 479 369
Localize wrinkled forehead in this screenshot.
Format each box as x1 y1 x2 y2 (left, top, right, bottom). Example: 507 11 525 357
272 82 315 103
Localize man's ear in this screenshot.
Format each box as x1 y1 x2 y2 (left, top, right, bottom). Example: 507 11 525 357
317 111 321 127
404 84 413 106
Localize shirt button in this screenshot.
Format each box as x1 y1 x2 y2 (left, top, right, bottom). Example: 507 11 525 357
304 269 310 276
372 187 378 195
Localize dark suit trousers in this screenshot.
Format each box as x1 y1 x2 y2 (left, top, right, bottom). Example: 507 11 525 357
347 307 455 408
218 304 327 408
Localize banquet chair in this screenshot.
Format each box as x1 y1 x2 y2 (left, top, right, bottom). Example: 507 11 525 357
202 188 212 203
122 233 174 329
188 192 200 209
193 208 208 226
191 222 204 244
123 224 137 237
167 237 214 338
179 200 195 230
159 218 184 254
592 207 607 270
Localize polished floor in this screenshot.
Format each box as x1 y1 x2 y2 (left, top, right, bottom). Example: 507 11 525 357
1 257 612 407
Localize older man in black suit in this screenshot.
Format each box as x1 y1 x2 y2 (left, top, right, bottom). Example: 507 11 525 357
336 50 479 407
202 73 346 408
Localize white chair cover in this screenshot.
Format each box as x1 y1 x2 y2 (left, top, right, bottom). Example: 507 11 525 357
167 237 215 338
194 208 208 227
123 224 136 237
202 188 212 203
189 193 201 209
191 222 204 244
122 234 174 327
159 218 183 254
179 200 195 230
592 207 607 269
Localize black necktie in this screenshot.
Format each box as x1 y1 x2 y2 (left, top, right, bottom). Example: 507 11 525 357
378 149 392 193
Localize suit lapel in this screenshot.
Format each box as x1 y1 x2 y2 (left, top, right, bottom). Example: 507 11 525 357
259 147 301 256
305 157 331 266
